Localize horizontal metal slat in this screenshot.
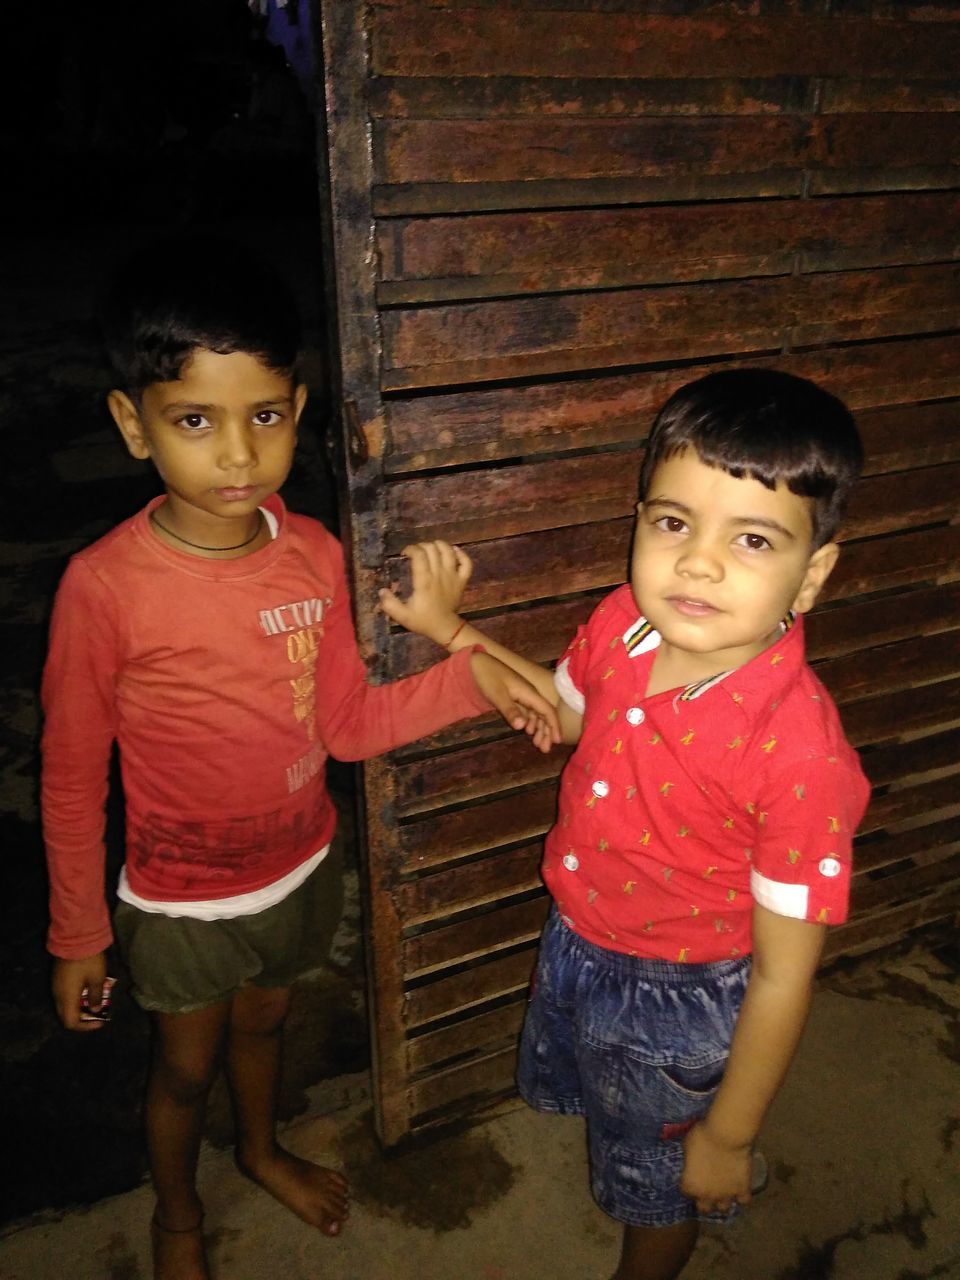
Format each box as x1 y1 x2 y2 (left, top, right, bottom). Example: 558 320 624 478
816 629 960 706
821 79 960 113
395 735 566 818
808 583 960 660
370 74 807 123
375 115 816 186
373 114 958 214
371 11 960 80
403 896 550 979
383 337 960 471
844 683 960 751
855 400 960 477
851 849 960 916
377 194 960 304
383 456 960 550
404 946 538 1028
408 1045 518 1126
400 786 560 876
397 842 545 926
822 880 960 961
382 264 959 388
407 1001 526 1076
852 813 960 876
861 775 960 834
387 518 633 618
383 450 642 548
859 727 960 790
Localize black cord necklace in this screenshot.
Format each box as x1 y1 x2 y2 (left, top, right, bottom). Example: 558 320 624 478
149 508 265 552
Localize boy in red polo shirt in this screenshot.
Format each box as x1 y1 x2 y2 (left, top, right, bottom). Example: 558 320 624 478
382 369 870 1280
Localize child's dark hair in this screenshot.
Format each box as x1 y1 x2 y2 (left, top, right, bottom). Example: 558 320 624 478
639 368 863 547
103 235 301 399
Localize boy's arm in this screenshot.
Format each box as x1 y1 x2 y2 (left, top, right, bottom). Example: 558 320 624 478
680 905 826 1213
315 538 560 759
379 540 583 744
41 560 119 1027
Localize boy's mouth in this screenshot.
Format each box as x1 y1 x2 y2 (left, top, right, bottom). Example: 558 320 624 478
667 596 719 617
215 486 256 501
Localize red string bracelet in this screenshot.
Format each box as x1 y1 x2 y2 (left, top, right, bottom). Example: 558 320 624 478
444 619 466 648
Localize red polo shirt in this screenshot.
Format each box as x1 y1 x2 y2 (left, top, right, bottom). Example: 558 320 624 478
542 585 870 963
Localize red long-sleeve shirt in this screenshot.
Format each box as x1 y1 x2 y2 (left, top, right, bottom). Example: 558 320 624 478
42 495 488 958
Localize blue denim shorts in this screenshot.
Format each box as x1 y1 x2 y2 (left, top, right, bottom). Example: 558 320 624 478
517 909 750 1228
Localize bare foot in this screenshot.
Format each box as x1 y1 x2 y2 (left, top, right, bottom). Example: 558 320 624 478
151 1212 209 1280
237 1145 348 1237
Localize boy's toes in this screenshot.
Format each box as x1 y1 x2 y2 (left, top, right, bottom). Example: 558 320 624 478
238 1147 349 1236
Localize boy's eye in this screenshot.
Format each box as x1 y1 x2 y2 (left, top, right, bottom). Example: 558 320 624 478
253 410 282 426
737 532 772 552
179 413 209 431
654 515 687 534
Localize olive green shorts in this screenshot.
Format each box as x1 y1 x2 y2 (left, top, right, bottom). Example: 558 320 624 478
113 841 343 1014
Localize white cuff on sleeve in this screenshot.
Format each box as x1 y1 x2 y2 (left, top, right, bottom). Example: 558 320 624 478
554 658 585 715
750 867 809 920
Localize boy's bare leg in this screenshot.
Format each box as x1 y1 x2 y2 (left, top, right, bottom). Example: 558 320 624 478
613 1221 699 1280
227 983 348 1236
148 1003 231 1280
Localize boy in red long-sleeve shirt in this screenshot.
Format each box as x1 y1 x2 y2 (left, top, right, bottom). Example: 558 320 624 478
41 236 558 1279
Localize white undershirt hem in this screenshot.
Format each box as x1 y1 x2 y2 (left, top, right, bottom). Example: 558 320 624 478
117 844 331 920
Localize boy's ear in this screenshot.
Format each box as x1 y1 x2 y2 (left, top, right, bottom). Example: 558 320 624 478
294 383 308 426
792 541 839 614
108 390 151 460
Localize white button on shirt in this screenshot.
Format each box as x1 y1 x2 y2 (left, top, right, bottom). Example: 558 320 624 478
626 707 645 725
563 853 580 871
592 780 610 798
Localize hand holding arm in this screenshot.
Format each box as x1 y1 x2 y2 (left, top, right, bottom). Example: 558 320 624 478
52 952 108 1032
470 652 561 752
680 905 826 1213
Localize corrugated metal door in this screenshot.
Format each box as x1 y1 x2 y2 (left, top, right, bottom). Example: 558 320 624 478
315 0 960 1147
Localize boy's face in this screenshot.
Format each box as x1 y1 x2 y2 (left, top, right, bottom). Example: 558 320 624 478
632 448 838 673
109 348 306 540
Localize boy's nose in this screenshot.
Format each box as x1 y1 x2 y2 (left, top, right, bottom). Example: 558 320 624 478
218 423 256 470
676 539 723 580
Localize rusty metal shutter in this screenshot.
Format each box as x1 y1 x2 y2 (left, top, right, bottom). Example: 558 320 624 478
315 0 960 1147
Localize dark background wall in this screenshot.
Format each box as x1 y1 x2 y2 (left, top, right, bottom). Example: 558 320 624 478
0 0 368 1225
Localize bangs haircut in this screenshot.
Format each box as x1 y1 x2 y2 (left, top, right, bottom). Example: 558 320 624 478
103 235 301 399
638 369 864 548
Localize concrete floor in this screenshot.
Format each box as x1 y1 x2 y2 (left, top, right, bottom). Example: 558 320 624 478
3 940 958 1280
